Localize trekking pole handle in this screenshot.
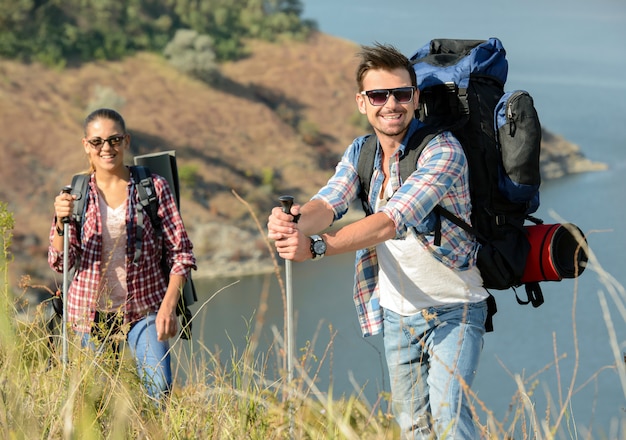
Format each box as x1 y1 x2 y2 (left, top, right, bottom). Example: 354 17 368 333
60 185 72 224
279 195 300 223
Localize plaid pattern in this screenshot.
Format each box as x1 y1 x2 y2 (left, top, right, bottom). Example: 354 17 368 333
49 170 196 333
312 120 479 337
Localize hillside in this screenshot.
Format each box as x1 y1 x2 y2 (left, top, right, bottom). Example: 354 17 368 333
0 32 605 289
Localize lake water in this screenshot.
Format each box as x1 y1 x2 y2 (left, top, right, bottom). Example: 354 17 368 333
176 1 626 437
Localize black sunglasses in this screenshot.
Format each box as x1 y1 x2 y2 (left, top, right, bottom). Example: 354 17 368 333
86 134 126 149
360 86 416 106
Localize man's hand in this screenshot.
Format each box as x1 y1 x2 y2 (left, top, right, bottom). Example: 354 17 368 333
268 205 311 262
267 204 300 240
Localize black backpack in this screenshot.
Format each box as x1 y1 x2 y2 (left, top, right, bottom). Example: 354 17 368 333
358 38 546 331
69 165 196 339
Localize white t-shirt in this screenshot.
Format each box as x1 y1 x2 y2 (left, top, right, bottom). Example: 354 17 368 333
376 180 488 315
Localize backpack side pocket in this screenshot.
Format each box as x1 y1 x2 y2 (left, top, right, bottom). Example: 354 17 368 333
494 90 542 213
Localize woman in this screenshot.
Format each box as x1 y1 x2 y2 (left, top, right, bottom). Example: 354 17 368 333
48 108 196 400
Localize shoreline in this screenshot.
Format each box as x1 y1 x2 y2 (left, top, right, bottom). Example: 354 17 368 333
193 257 278 281
187 147 608 284
189 207 366 281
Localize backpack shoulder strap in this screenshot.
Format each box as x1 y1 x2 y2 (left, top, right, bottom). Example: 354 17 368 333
130 165 160 264
397 125 442 183
357 125 442 215
357 134 378 215
132 165 159 227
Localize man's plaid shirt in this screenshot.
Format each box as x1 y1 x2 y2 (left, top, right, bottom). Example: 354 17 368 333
312 119 479 337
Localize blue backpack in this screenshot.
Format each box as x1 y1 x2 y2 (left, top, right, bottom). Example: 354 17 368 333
358 38 545 330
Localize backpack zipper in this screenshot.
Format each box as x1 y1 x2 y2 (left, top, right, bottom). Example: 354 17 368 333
506 90 529 136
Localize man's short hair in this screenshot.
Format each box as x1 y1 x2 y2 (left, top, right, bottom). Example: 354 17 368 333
356 43 417 91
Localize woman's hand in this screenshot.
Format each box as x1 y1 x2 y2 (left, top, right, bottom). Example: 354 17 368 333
54 191 76 224
156 274 186 341
156 303 178 341
156 301 178 341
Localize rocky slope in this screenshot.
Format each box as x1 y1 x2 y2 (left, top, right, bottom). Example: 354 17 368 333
0 32 606 289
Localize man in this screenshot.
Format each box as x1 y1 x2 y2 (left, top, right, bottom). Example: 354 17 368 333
267 43 489 439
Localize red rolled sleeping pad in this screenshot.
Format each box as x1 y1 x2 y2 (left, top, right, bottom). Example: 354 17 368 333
521 223 588 283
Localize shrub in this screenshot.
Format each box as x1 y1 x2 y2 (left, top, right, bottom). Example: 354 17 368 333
349 110 372 132
297 120 322 146
178 163 200 191
163 29 220 84
86 85 126 115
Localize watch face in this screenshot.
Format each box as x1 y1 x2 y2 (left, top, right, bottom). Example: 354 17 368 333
313 239 326 254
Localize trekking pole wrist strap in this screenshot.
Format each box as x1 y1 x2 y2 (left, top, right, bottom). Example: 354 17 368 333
54 216 65 236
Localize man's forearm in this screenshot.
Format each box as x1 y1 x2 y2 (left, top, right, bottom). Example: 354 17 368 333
323 212 396 257
297 199 335 236
297 199 396 256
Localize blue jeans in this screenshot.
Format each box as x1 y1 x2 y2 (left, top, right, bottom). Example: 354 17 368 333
80 312 172 401
382 300 487 439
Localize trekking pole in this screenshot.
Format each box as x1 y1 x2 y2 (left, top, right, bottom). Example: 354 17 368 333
60 185 72 368
278 195 296 436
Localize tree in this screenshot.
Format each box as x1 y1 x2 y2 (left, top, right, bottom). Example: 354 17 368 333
0 0 316 65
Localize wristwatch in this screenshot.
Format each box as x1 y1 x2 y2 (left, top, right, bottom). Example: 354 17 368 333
309 235 326 261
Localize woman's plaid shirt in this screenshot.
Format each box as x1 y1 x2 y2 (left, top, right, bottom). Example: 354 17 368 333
48 171 196 333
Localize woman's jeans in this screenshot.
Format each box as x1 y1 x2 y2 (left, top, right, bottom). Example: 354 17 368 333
383 300 487 439
80 312 172 401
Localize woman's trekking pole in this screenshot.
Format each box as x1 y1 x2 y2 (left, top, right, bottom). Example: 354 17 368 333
60 185 72 367
279 195 296 436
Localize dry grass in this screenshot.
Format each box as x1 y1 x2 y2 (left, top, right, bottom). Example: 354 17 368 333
4 198 625 439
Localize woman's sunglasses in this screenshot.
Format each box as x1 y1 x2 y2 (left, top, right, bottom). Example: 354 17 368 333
360 86 416 106
86 134 126 149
